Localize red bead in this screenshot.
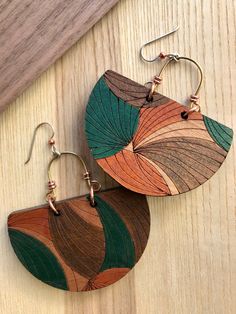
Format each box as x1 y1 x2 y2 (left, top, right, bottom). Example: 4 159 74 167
48 139 55 145
159 52 166 59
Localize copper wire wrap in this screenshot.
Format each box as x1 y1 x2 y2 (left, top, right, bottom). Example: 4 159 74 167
147 76 162 101
153 76 162 85
45 180 58 214
83 171 96 206
190 94 199 103
48 180 57 189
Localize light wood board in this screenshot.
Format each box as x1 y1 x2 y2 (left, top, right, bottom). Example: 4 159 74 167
0 0 119 113
0 0 235 313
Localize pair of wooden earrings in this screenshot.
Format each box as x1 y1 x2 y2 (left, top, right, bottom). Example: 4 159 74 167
8 27 233 292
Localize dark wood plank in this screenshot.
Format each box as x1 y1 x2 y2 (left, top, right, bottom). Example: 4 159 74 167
0 0 119 113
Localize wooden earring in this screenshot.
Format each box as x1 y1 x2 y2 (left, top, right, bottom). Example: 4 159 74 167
8 123 150 291
85 30 233 196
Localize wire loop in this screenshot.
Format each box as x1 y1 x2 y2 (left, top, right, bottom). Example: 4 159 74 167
47 152 101 213
25 123 101 214
148 54 203 111
139 26 203 113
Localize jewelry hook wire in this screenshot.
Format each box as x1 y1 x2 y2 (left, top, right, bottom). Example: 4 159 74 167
24 122 58 164
140 25 180 63
47 152 101 210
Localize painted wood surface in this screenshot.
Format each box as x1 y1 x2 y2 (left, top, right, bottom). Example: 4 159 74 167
0 0 119 113
85 70 233 196
8 188 150 291
0 0 235 313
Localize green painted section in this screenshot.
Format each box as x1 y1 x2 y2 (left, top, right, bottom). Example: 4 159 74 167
94 195 135 271
85 77 140 159
203 116 233 152
8 229 68 290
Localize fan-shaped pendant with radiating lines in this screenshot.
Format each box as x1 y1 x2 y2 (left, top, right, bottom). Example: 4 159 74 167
85 70 233 196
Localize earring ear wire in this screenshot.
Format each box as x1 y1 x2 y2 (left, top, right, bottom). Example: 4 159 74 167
140 26 203 115
140 25 180 63
147 54 203 115
24 122 58 164
46 151 101 214
25 122 101 214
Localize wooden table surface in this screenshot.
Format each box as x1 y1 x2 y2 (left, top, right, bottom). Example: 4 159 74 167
0 0 235 313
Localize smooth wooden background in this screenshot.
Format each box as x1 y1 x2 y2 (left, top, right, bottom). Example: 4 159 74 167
0 0 235 313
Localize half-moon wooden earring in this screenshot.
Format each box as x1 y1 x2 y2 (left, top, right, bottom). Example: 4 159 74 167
8 123 150 291
85 28 233 197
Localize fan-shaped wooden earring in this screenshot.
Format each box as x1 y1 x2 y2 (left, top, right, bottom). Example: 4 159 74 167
8 187 150 291
8 128 150 291
85 57 233 196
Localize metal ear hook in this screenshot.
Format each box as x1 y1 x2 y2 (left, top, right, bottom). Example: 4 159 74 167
140 25 180 63
147 54 203 115
46 152 101 215
158 55 203 95
140 26 203 116
25 122 59 164
25 122 101 214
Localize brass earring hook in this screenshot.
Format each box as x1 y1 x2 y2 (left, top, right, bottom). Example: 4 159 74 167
25 122 101 215
140 26 203 115
140 25 180 63
46 152 101 215
25 122 59 164
147 55 203 115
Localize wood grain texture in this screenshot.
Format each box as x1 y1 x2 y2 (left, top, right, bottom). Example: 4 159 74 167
8 188 150 291
86 70 233 196
0 0 235 313
0 0 119 113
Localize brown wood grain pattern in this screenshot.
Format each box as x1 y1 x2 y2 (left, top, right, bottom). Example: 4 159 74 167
87 70 233 196
98 150 171 195
7 188 150 292
49 202 105 279
82 268 130 291
100 188 150 261
0 0 119 113
104 70 171 107
8 206 88 291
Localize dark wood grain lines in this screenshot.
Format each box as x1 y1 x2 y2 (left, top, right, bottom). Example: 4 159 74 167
86 70 233 196
8 188 150 291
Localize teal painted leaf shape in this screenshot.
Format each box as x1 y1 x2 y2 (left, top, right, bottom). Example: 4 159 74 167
8 229 68 290
85 77 140 159
94 195 135 272
203 116 233 152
